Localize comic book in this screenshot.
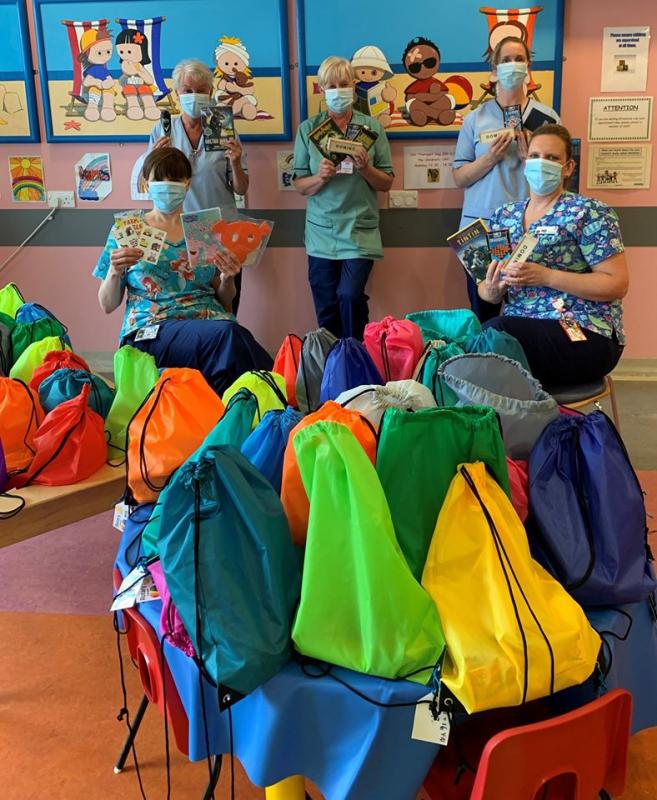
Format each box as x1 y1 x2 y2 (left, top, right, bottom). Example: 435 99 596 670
182 206 275 269
202 105 235 151
447 218 491 283
486 228 512 260
308 117 345 164
345 122 379 150
503 104 523 131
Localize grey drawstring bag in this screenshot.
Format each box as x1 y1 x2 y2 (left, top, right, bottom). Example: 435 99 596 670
295 328 337 413
438 353 559 459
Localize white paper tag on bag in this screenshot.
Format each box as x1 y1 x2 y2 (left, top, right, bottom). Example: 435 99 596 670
411 692 451 745
113 501 129 532
110 565 159 611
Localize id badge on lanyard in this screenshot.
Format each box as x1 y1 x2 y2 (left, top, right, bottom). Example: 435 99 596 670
552 297 587 342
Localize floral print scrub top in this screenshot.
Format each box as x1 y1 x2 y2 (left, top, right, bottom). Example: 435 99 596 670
489 192 625 343
93 220 233 342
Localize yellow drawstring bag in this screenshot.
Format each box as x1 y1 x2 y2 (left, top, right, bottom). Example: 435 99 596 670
422 462 600 714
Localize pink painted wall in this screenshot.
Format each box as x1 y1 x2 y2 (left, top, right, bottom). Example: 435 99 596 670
1 0 656 357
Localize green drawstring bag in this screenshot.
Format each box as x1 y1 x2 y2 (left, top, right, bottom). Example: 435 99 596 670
406 309 481 345
464 328 531 373
0 283 25 319
222 370 287 429
10 317 71 365
141 388 259 559
9 336 71 384
414 340 464 406
292 420 444 683
376 406 510 581
105 345 160 461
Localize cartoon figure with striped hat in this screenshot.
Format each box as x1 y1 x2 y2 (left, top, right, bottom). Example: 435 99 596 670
78 28 116 122
214 35 258 120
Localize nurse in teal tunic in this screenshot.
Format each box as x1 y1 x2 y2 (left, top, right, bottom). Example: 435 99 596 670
293 56 394 340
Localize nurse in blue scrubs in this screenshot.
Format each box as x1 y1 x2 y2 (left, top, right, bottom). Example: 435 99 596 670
452 36 559 321
293 56 394 340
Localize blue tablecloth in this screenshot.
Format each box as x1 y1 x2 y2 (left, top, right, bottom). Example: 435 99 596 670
114 524 657 800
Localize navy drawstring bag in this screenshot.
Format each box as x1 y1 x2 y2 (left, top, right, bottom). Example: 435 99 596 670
528 411 656 607
319 337 383 404
241 406 303 493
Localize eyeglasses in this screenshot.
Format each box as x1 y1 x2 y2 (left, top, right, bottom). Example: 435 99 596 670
408 57 437 74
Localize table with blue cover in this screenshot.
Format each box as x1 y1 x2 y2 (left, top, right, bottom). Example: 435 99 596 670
115 525 657 800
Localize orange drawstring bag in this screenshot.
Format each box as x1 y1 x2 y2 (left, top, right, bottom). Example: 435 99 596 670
12 384 106 488
273 334 303 407
0 377 43 475
281 401 378 545
126 368 225 504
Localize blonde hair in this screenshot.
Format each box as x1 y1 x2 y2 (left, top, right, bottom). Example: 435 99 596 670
317 56 354 89
172 59 214 93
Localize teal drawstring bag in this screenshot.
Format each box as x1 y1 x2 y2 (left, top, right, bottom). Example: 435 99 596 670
38 368 115 418
405 309 481 345
414 340 464 406
463 328 531 373
158 445 301 700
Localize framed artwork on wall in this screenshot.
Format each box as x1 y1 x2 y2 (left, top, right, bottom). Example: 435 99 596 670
296 0 565 138
0 0 40 142
33 0 292 142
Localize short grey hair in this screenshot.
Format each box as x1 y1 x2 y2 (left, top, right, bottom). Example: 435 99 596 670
172 59 214 93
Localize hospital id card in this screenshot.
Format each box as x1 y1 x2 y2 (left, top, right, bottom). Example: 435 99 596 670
134 324 160 341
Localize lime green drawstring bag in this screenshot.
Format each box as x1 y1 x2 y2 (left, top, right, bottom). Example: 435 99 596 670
376 406 510 581
406 309 481 346
292 420 444 683
222 371 287 429
0 283 25 319
141 388 259 559
9 336 71 384
105 346 160 461
414 340 464 406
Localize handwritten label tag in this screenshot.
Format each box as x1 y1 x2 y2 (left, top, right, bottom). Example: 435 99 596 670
411 692 451 746
113 501 129 532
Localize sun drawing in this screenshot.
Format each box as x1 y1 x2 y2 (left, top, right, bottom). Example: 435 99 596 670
10 156 45 201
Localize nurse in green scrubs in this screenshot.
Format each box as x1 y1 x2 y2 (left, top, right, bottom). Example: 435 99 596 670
293 56 394 339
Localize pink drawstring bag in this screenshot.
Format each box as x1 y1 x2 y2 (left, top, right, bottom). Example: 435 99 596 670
506 457 529 522
148 560 195 658
363 316 424 382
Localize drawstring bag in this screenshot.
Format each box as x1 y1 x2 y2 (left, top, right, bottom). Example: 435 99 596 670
127 368 225 504
438 353 559 459
507 457 529 523
273 334 303 407
12 384 107 488
9 336 71 384
363 316 424 382
10 317 71 366
282 401 378 546
38 369 115 418
0 312 16 376
0 377 43 474
413 339 464 406
0 437 24 519
242 406 304 493
336 379 436 427
377 406 510 580
319 338 383 403
15 302 63 326
422 462 600 713
406 309 481 345
295 327 337 413
222 370 287 430
158 445 301 699
0 283 25 318
29 350 91 391
148 560 195 658
292 420 444 681
464 328 531 372
105 346 160 461
528 411 657 606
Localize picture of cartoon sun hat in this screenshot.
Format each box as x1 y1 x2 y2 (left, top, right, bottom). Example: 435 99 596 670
78 28 112 59
215 37 250 67
351 45 393 79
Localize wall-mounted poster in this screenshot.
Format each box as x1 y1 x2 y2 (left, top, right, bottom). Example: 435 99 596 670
0 0 40 142
296 0 564 138
9 156 46 202
33 0 291 142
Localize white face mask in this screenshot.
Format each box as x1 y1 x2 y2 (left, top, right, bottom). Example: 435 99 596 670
179 92 211 118
496 61 528 90
324 87 354 113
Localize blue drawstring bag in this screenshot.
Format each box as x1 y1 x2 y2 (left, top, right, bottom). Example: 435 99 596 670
319 338 383 403
157 445 301 701
405 309 481 345
242 406 303 493
15 303 61 325
464 328 531 373
38 368 115 418
528 411 656 606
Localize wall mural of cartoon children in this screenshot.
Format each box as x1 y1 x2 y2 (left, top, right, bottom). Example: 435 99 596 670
351 45 397 128
116 29 160 121
78 28 116 122
214 35 258 120
402 36 456 127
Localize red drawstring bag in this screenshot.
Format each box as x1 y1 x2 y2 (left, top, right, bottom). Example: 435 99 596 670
363 316 424 381
506 456 529 523
29 350 91 391
0 377 43 474
273 334 302 407
13 384 107 488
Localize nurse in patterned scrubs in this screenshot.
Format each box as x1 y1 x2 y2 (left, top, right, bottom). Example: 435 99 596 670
479 124 628 387
94 147 271 394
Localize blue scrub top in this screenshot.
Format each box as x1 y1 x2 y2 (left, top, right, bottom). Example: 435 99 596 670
453 98 559 226
148 115 247 213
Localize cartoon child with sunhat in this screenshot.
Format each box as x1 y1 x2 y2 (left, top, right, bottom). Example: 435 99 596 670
351 45 397 128
78 28 116 122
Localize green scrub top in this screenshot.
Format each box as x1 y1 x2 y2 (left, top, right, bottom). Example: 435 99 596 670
293 110 394 260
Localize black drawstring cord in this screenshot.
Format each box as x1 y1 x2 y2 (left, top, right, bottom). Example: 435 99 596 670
159 634 172 800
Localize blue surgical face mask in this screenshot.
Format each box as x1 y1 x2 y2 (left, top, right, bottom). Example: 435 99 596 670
179 92 210 118
496 61 528 90
148 181 187 213
524 158 564 195
324 87 354 113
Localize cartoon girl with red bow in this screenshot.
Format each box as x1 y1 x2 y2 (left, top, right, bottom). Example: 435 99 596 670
116 29 160 121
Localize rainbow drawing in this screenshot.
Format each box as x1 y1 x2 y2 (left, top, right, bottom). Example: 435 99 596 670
9 156 46 202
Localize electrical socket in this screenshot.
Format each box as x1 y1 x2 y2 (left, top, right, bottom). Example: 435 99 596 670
389 190 418 209
47 191 75 208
